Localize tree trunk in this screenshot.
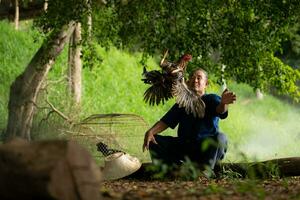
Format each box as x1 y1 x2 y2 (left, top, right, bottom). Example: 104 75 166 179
14 0 19 30
88 0 92 39
0 139 102 200
68 22 82 105
44 0 48 11
220 64 227 92
5 21 76 141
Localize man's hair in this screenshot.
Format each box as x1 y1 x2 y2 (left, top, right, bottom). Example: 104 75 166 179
188 68 208 80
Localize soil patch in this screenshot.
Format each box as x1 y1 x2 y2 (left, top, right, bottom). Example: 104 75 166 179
101 176 300 200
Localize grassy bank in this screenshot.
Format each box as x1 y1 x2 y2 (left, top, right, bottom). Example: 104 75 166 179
0 20 42 131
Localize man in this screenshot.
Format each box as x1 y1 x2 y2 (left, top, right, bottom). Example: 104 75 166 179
142 68 236 170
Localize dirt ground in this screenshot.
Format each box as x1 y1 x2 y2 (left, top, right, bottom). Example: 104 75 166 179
101 176 300 200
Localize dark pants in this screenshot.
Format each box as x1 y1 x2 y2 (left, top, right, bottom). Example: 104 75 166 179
149 133 227 169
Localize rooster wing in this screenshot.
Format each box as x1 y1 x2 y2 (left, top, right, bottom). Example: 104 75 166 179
172 81 206 118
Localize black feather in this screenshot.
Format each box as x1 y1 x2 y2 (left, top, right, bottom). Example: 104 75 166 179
96 142 123 157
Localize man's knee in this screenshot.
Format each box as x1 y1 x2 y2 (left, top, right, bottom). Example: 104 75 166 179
217 133 228 149
217 132 228 160
148 135 162 151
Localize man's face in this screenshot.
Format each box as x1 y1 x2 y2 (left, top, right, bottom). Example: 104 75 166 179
188 70 208 95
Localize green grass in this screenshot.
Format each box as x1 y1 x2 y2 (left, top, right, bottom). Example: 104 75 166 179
1 20 300 164
0 20 42 131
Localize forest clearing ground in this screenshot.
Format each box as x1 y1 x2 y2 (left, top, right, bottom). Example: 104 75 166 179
101 176 300 200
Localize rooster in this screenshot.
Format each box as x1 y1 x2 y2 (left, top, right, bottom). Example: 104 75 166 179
142 50 205 118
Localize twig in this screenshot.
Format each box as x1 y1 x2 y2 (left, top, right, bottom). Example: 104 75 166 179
38 110 54 128
29 100 49 110
45 99 73 124
40 76 68 92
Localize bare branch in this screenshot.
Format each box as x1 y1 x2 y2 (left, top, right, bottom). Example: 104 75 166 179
38 110 54 128
41 76 68 91
45 99 72 124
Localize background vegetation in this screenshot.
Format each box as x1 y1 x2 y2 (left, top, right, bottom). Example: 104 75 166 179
1 20 300 164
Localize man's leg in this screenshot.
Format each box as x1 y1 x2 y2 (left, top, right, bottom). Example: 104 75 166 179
191 133 228 170
205 132 228 169
149 135 183 165
216 132 228 161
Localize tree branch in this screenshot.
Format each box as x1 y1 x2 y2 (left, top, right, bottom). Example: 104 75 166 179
45 99 72 124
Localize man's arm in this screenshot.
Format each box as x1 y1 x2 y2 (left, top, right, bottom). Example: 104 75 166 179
216 89 237 114
142 120 168 152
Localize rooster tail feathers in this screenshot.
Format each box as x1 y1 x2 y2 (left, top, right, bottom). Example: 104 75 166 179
144 85 173 106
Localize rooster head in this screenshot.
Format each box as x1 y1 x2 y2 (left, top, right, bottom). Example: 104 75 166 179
181 54 192 62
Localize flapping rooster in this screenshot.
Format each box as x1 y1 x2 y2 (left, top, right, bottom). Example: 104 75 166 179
142 50 205 118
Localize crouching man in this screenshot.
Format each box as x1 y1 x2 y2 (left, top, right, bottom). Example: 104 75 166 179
143 68 236 174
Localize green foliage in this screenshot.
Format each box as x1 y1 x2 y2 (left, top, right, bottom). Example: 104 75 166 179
177 158 202 181
145 159 172 180
220 166 243 179
261 54 300 102
91 4 121 48
115 0 300 101
203 183 225 195
277 15 300 68
245 162 280 179
236 180 266 199
34 0 88 31
145 158 209 181
82 40 103 69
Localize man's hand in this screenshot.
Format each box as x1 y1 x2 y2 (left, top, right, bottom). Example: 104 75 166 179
142 131 158 152
221 88 237 105
142 121 168 152
216 88 237 114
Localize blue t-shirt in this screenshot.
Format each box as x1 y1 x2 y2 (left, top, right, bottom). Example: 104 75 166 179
160 94 228 141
